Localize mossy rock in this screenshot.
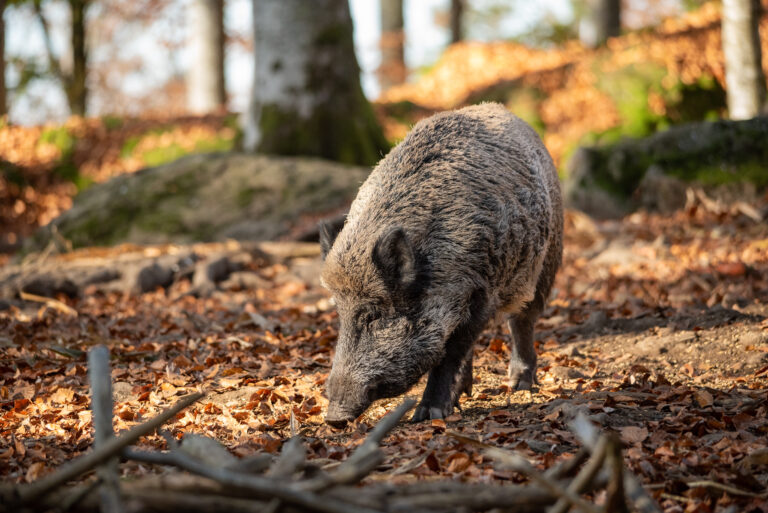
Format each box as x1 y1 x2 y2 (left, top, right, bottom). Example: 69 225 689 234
28 153 369 250
564 116 768 218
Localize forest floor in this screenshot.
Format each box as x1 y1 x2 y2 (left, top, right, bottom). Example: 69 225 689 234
1 198 767 512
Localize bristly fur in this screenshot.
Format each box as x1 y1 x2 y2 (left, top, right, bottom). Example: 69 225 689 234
321 103 563 424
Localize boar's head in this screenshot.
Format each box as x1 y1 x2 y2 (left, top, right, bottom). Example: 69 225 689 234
320 225 445 427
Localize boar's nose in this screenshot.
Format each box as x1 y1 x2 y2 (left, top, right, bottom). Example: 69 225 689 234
325 416 350 428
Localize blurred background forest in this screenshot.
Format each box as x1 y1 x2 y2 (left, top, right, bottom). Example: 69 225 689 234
0 0 766 255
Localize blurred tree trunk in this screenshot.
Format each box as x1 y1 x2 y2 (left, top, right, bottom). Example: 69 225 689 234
34 0 90 116
0 0 6 118
68 0 88 116
450 0 464 43
722 0 766 119
378 0 405 92
187 0 226 114
579 0 620 48
243 0 388 166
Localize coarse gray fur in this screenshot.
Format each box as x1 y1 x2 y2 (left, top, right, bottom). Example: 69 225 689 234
320 103 563 425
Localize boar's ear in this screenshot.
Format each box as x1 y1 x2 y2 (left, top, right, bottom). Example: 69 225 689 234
319 220 342 260
372 227 416 289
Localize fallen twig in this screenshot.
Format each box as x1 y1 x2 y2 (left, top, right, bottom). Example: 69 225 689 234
486 447 602 513
19 290 77 316
88 345 123 513
685 480 768 498
549 436 609 513
298 398 416 491
570 414 662 513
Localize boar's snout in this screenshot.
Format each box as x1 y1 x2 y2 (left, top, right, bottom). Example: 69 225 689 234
324 405 355 428
325 370 374 428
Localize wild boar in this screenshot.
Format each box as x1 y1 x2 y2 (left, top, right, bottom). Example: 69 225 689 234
320 103 562 425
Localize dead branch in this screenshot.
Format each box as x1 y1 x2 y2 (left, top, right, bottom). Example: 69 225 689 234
486 447 602 513
298 398 416 491
549 436 609 513
570 414 662 513
88 345 123 513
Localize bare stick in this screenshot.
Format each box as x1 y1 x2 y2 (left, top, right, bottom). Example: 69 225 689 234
604 435 629 513
267 437 306 478
549 436 609 513
88 346 123 513
544 448 590 481
685 480 768 498
570 414 662 513
486 447 601 513
120 447 382 513
14 392 203 504
299 398 416 491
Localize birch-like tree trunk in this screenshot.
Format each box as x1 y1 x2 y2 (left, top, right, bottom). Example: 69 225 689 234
722 0 767 119
378 0 405 91
579 0 620 48
243 0 388 166
187 0 226 114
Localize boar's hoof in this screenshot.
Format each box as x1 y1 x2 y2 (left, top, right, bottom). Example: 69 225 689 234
325 417 350 428
508 369 534 391
411 404 452 422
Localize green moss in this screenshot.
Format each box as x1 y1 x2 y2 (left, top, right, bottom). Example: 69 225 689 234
578 117 768 198
314 23 349 45
141 144 189 167
194 135 234 154
257 101 388 166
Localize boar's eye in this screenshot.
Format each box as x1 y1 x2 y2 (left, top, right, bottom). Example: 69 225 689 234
354 307 379 328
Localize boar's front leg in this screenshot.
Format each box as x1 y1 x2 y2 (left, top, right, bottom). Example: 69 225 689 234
412 292 487 422
412 337 476 422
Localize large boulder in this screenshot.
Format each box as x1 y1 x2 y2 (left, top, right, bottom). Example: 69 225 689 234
28 152 369 250
564 117 768 218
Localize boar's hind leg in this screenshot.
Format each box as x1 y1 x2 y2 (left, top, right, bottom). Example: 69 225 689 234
508 313 537 390
412 293 487 422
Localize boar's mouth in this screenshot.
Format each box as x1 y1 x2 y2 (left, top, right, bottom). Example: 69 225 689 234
325 400 368 428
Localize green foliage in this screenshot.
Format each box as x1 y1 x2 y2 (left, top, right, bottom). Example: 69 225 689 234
585 64 726 149
120 136 141 158
39 126 75 155
37 126 92 191
101 115 124 130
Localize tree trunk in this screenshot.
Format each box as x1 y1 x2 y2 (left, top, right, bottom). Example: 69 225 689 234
243 0 388 166
187 0 227 114
0 0 6 118
378 0 405 92
579 0 621 48
722 0 767 120
449 0 464 44
68 0 88 116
